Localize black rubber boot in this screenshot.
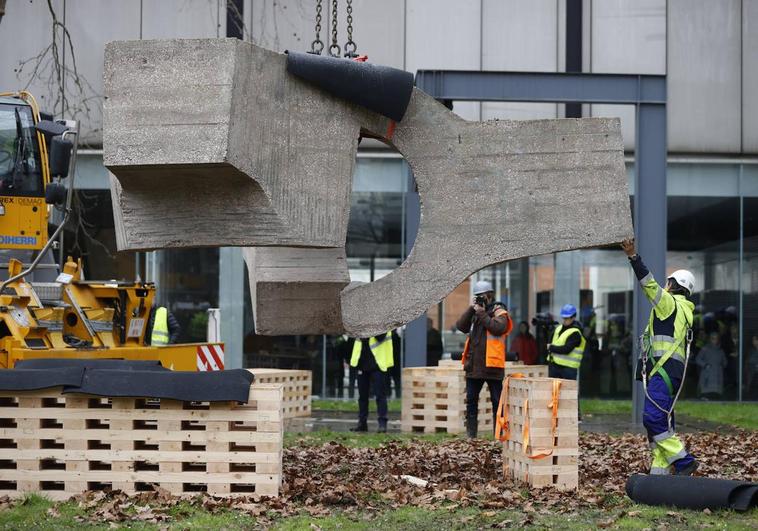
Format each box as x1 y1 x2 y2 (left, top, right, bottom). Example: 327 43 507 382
466 414 478 439
350 423 368 432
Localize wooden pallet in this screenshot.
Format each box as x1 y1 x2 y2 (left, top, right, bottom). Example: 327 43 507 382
0 384 283 500
248 369 311 418
401 366 493 434
500 377 578 490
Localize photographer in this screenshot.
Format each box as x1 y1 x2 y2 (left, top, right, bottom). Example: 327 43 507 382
456 280 513 438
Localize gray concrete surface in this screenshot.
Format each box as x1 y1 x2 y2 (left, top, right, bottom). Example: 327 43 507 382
104 38 385 251
341 88 632 336
104 38 632 337
244 247 349 335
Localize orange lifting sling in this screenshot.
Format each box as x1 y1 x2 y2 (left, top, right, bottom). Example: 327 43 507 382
496 376 562 460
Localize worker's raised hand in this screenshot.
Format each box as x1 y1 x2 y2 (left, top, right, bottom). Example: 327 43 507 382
621 238 636 257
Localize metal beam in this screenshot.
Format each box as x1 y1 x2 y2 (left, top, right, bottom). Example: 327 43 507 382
219 247 244 369
415 71 666 105
632 102 668 423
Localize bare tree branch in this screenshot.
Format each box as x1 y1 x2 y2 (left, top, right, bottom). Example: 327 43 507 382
13 0 99 147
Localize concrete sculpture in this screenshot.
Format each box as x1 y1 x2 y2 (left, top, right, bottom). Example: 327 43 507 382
103 38 633 337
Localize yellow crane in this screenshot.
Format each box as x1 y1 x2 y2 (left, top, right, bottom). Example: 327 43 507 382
0 91 224 370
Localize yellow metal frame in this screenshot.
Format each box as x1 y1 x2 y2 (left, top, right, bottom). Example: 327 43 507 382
0 258 224 371
0 91 50 251
2 343 214 371
0 92 224 373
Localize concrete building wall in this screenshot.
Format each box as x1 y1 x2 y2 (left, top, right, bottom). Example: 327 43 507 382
743 0 758 152
589 0 666 150
481 0 559 121
668 0 742 153
1 0 756 154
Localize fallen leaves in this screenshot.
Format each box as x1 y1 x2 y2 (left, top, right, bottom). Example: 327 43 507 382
16 429 758 526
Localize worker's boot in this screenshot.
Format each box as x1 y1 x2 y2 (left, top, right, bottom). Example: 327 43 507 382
673 459 699 476
377 421 388 434
466 414 478 439
350 422 368 432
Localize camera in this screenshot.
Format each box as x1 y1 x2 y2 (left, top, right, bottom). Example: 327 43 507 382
474 294 486 307
531 313 557 328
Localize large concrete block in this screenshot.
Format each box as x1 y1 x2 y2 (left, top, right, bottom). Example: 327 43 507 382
340 88 632 336
243 247 349 335
103 38 632 337
104 38 386 250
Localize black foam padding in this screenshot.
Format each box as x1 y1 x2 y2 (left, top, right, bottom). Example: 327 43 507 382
68 369 255 403
286 51 414 122
14 358 168 371
626 473 758 512
0 367 83 390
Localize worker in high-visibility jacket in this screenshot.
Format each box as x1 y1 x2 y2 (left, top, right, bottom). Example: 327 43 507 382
622 237 698 476
547 304 586 380
349 332 394 433
147 305 181 346
456 280 513 438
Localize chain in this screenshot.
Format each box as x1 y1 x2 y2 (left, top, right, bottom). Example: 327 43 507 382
309 0 324 55
329 0 341 57
344 0 357 57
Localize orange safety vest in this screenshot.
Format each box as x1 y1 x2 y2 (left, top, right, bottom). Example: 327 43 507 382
461 307 513 369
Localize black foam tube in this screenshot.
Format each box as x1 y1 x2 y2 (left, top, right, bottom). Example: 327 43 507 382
626 474 758 512
286 51 414 122
14 358 167 371
69 368 255 403
0 365 255 403
0 367 83 390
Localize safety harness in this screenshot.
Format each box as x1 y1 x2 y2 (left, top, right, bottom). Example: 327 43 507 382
640 300 694 433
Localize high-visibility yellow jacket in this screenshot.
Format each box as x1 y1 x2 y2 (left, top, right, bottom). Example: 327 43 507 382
151 306 170 346
350 333 394 372
549 325 586 369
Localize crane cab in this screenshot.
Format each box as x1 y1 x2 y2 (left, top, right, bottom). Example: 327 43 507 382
0 96 48 251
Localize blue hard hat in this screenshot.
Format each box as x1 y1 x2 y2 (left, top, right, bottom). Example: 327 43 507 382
560 304 577 318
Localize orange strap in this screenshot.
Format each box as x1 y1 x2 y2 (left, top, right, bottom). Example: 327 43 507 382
522 378 562 460
494 373 524 441
386 120 397 140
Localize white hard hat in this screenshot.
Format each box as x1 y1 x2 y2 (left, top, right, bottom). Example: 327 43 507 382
473 280 494 295
668 269 695 295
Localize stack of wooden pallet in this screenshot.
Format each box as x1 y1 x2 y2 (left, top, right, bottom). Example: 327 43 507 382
500 377 578 490
401 366 493 434
248 369 311 418
0 384 284 499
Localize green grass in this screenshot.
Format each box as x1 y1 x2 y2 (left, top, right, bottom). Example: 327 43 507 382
312 398 401 413
5 497 756 530
581 398 758 430
581 399 632 415
0 494 258 530
272 504 758 530
284 428 460 448
677 401 758 430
